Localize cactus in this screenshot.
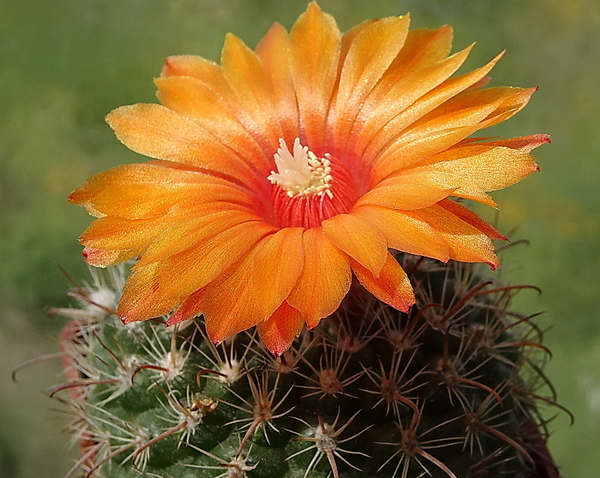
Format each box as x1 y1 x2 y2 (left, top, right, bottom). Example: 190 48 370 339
50 253 562 478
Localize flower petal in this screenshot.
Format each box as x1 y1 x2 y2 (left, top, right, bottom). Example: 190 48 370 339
410 86 536 137
351 252 415 313
480 134 550 153
134 210 266 268
410 203 500 268
395 143 540 206
353 205 450 262
339 19 377 60
257 302 306 357
221 33 284 152
161 54 221 82
144 220 276 303
161 53 282 163
370 85 532 183
437 198 506 241
322 213 388 276
80 216 180 251
255 22 300 142
355 180 454 210
118 220 275 322
480 87 536 128
352 27 463 155
155 75 271 173
167 288 205 326
289 1 341 153
202 228 305 344
83 246 142 268
393 25 454 65
118 261 183 321
332 15 410 152
106 104 263 187
286 228 352 328
69 161 201 214
356 50 502 171
69 161 257 220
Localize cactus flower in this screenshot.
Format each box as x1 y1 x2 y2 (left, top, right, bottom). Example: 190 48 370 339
69 1 547 355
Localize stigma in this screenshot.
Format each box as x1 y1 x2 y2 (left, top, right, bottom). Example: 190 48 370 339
268 138 333 199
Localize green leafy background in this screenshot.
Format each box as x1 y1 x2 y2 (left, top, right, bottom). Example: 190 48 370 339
1 0 598 476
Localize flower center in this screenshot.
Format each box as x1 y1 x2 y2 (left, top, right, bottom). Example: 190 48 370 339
268 138 333 199
268 139 357 229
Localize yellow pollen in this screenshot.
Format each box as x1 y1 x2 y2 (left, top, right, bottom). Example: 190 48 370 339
268 138 333 198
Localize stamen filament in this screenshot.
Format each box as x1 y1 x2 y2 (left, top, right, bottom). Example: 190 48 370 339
268 138 333 198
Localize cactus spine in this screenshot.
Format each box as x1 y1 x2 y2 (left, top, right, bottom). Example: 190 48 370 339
52 255 561 478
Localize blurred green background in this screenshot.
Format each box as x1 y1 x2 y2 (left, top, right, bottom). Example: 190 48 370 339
1 0 598 476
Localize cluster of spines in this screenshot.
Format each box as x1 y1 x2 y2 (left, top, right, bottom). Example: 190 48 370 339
46 256 563 478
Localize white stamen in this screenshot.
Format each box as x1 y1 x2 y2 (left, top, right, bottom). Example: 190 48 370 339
268 138 333 198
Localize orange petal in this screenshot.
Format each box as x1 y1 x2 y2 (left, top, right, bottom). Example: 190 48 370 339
480 134 550 153
370 87 523 183
481 87 536 128
202 228 305 344
161 54 277 156
404 86 536 137
353 205 450 263
118 261 184 322
134 210 265 268
80 216 181 251
255 22 300 142
410 203 499 268
167 288 205 326
286 228 352 328
353 27 463 152
414 86 530 125
161 51 285 159
106 104 262 187
289 1 341 153
357 50 501 169
391 25 454 66
322 213 388 276
161 54 222 82
339 19 377 61
332 15 410 152
119 220 275 322
144 220 277 303
161 55 233 106
82 246 141 268
88 183 245 219
351 253 415 313
69 162 257 219
69 161 201 212
355 180 454 210
370 127 483 186
438 198 506 241
257 302 306 356
221 33 283 152
155 75 271 173
398 143 540 206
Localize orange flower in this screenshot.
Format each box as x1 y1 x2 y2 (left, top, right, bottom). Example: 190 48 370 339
69 2 547 355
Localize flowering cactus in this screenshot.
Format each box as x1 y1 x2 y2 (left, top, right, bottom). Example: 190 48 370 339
68 2 548 355
49 2 564 477
53 256 561 478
